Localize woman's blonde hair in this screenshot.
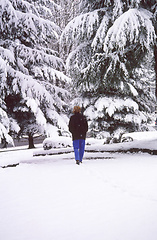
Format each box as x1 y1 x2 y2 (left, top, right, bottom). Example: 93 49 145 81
73 106 81 113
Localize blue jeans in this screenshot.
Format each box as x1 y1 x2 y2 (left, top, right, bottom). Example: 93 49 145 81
73 139 85 162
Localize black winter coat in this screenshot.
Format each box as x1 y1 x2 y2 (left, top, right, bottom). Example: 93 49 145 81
69 113 88 140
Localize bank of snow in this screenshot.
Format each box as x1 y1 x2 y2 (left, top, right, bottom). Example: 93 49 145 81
0 138 157 240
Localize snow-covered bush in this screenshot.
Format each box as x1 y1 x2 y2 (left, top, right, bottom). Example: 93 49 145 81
43 136 72 150
42 136 107 150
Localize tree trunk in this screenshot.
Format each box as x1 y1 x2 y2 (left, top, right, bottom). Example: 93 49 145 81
28 134 35 149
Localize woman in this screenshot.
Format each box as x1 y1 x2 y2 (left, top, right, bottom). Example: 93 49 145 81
69 106 88 165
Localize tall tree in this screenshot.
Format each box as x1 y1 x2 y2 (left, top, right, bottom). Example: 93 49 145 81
0 0 71 147
60 0 157 140
55 0 80 29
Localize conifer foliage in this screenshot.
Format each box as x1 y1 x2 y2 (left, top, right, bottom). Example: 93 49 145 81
60 0 157 140
0 0 157 146
0 0 71 147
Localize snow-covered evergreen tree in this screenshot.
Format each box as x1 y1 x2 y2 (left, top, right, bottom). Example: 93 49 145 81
60 0 157 140
55 0 80 29
0 0 71 147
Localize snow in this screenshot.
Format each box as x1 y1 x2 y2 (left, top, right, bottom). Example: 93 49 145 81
92 14 109 50
26 98 47 127
60 9 101 44
0 2 157 239
121 131 157 141
0 46 15 64
0 123 14 146
103 8 155 53
127 83 138 96
0 0 71 143
0 136 157 240
43 136 72 150
85 96 139 119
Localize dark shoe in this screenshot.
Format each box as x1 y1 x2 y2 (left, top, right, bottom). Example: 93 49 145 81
76 160 80 165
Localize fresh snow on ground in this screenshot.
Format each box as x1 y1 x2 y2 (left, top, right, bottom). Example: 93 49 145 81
0 137 157 240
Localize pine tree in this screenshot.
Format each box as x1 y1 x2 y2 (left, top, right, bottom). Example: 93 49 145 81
60 0 157 140
55 0 80 29
0 0 71 147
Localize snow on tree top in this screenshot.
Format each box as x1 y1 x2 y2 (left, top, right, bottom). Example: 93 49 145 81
104 8 155 53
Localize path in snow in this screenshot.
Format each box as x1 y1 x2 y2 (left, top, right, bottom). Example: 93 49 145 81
0 149 157 240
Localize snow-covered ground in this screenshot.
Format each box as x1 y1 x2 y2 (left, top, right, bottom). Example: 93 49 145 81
0 138 157 240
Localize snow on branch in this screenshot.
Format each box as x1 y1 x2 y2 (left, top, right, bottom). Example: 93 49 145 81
104 8 155 53
0 123 14 146
34 0 61 20
11 0 39 16
34 66 71 85
8 67 54 108
0 0 61 44
16 43 64 70
94 96 139 117
0 107 9 131
66 42 91 71
25 98 47 127
0 56 8 99
92 14 110 51
16 10 60 41
0 107 14 146
0 0 18 31
0 46 15 65
60 8 106 51
8 66 70 112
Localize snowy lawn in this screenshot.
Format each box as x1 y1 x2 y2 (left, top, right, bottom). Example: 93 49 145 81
0 141 157 240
